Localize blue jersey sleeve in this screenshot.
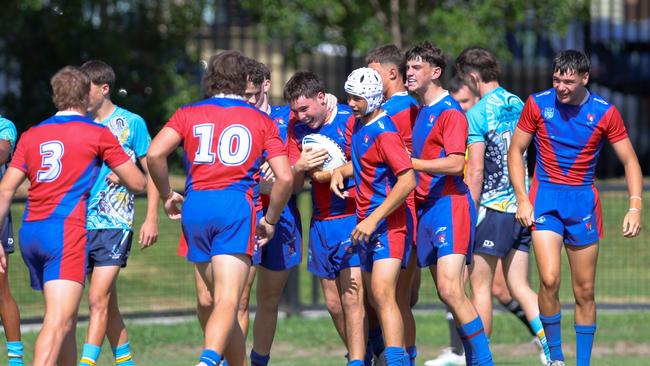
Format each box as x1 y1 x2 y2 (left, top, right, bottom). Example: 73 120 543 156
129 115 151 158
0 116 17 149
466 105 487 145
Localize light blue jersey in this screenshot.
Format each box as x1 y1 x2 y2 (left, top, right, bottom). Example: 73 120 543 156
86 106 150 230
0 115 17 176
467 87 526 213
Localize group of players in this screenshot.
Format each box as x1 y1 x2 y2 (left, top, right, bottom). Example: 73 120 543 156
0 41 643 366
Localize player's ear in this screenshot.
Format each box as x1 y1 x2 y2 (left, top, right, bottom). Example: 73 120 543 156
101 83 111 97
317 91 326 105
388 66 399 81
581 72 590 86
263 79 271 93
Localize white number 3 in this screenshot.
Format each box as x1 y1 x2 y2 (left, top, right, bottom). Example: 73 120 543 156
37 140 64 182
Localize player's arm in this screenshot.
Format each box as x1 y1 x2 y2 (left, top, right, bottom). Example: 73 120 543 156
508 127 534 227
291 146 328 192
138 156 159 248
257 154 294 246
147 127 184 220
111 161 146 194
330 162 353 199
0 140 11 166
310 168 332 183
466 142 485 208
411 153 465 176
0 167 26 273
352 168 415 245
611 137 643 237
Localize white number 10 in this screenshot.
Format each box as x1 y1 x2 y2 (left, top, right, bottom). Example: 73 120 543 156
193 123 252 166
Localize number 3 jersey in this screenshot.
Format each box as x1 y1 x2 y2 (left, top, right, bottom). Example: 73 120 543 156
165 95 286 197
86 106 151 230
466 87 525 213
10 112 130 227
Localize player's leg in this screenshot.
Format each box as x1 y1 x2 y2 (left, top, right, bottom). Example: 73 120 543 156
250 267 290 365
469 253 497 336
58 318 79 366
194 264 213 332
198 254 251 366
238 262 256 339
34 280 84 366
566 243 599 366
365 297 384 361
339 265 366 364
0 259 23 366
106 290 133 366
396 250 418 365
321 277 347 343
532 230 564 363
363 258 404 366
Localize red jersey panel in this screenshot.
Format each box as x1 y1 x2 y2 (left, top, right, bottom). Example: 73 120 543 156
165 96 286 197
10 114 130 227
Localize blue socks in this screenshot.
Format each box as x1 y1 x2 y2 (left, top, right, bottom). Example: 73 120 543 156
368 327 385 357
250 350 270 366
530 316 551 362
459 317 493 366
7 341 23 366
79 343 102 366
347 360 364 366
540 312 564 362
114 342 134 365
575 323 597 366
406 345 417 366
384 347 405 366
198 349 221 366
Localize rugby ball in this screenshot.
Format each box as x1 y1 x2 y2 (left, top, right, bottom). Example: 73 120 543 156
301 133 347 171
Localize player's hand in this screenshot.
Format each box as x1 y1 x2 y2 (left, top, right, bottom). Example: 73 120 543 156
324 93 338 114
351 218 378 246
256 216 276 247
622 209 642 238
139 217 159 249
330 167 349 199
106 172 122 186
260 161 275 182
0 245 6 274
515 199 535 228
295 147 328 172
162 191 184 220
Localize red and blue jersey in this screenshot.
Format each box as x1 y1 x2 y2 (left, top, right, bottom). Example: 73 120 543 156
381 91 419 153
287 104 356 220
261 104 297 210
165 96 286 198
517 89 628 186
10 112 130 227
412 92 470 204
351 112 412 220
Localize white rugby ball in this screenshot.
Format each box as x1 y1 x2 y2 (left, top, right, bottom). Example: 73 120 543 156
301 133 347 171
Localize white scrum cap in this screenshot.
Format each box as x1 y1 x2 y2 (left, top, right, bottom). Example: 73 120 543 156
344 67 384 115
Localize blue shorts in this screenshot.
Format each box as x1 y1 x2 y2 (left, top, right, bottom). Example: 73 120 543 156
86 229 133 273
253 196 302 271
416 194 476 268
1 211 14 254
182 190 256 263
530 182 602 246
358 206 413 272
474 207 530 257
308 215 359 279
19 219 87 290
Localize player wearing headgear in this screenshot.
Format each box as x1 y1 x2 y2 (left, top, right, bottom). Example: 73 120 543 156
78 59 159 366
0 66 145 366
284 71 358 357
365 44 420 366
508 50 643 366
456 46 551 365
334 67 415 366
147 50 293 366
0 114 20 366
406 41 493 365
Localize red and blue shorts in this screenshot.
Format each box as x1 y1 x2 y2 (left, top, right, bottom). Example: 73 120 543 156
358 205 413 272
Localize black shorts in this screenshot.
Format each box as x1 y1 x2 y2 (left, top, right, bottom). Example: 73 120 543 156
86 229 133 273
474 207 530 258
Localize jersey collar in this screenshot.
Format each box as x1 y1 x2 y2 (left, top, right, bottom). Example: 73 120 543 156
426 90 450 107
213 94 245 101
55 111 83 116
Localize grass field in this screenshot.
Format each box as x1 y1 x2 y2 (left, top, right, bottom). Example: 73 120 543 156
1 311 649 365
5 189 650 319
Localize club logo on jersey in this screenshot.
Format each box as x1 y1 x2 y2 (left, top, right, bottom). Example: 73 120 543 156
587 113 595 124
543 107 554 120
363 134 370 144
337 127 343 137
585 221 593 231
274 118 285 126
428 114 437 126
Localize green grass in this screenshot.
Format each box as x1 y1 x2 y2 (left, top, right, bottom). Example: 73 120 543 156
5 190 650 318
1 311 649 365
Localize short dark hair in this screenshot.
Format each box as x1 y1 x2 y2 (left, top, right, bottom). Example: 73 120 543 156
80 60 116 91
553 50 590 75
448 75 479 97
244 57 267 86
365 44 405 78
202 50 248 96
283 71 324 102
51 66 90 111
455 47 500 83
405 41 447 74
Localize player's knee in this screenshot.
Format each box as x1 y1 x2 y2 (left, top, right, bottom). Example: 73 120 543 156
539 274 561 293
88 291 110 314
324 296 343 317
238 294 251 313
437 281 464 306
340 289 363 311
573 282 595 304
371 285 396 308
491 283 511 303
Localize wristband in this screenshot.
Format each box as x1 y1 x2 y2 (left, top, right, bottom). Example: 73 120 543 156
264 215 277 225
162 190 174 201
630 196 643 201
628 208 641 212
